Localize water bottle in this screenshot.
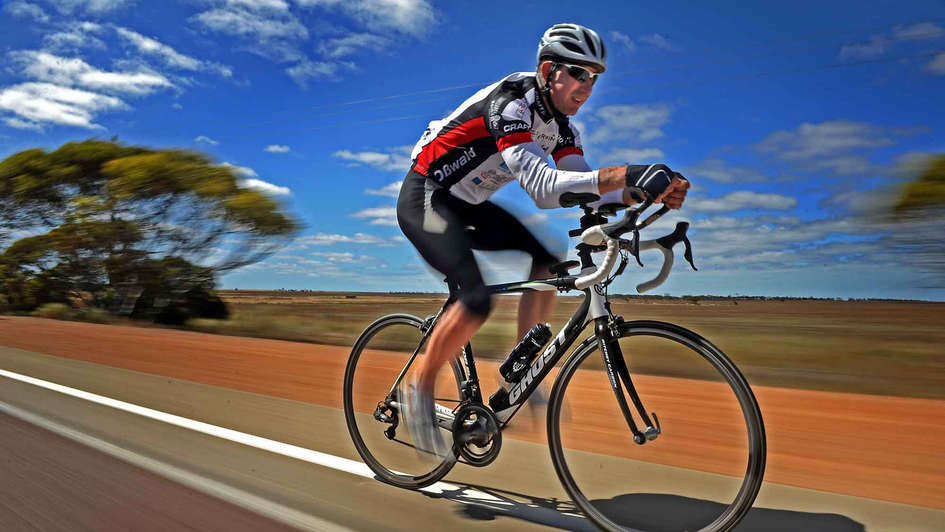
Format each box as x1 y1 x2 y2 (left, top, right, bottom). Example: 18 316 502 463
499 323 552 383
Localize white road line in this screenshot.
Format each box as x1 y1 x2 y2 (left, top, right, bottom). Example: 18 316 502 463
0 368 506 503
0 401 349 532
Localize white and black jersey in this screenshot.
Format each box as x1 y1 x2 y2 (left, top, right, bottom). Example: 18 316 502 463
410 72 600 207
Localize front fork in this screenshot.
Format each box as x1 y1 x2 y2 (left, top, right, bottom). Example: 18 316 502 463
595 316 661 445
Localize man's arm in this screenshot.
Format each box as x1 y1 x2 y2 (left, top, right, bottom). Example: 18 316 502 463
559 157 689 209
502 145 689 209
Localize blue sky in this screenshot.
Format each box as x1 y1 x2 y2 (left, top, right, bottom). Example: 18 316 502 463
1 0 944 300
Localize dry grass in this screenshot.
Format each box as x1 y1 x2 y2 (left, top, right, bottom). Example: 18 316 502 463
186 291 945 400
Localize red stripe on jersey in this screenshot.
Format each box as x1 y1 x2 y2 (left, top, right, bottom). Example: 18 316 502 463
496 131 533 151
414 116 489 175
552 146 583 164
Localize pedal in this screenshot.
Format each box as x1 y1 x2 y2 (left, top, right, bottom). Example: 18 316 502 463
644 412 661 441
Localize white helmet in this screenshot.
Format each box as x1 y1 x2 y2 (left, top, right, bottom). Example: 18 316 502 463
537 23 607 72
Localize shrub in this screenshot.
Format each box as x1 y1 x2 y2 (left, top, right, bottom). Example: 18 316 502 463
76 307 112 324
33 303 74 320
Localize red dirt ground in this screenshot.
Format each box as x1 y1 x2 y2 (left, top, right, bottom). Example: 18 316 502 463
1 316 942 509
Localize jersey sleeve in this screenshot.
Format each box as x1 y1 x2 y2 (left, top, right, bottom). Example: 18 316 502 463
486 90 535 151
551 121 584 164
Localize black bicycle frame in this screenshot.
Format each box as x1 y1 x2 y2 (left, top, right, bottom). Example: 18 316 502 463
420 276 593 426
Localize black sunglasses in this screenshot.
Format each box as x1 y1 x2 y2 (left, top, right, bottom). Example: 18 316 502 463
558 63 600 85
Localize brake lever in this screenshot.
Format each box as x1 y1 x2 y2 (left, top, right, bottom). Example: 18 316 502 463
682 236 698 271
612 251 629 278
631 231 643 267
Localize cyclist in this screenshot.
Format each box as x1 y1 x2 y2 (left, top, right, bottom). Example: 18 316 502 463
396 23 690 457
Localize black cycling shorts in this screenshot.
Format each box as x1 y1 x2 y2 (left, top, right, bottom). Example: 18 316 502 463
397 170 560 318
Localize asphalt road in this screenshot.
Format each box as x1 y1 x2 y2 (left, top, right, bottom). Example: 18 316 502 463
1 318 944 531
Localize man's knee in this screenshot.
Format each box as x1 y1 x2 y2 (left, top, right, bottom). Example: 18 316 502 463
460 285 493 318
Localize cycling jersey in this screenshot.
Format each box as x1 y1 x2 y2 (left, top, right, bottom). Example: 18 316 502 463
410 72 603 208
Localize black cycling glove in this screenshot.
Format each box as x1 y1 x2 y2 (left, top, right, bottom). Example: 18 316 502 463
625 164 675 202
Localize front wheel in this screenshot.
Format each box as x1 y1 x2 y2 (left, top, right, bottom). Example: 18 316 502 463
343 313 466 489
547 320 766 532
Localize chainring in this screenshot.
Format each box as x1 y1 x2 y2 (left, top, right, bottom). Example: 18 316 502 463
451 403 502 467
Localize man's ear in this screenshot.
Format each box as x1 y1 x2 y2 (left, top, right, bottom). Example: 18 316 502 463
539 61 552 79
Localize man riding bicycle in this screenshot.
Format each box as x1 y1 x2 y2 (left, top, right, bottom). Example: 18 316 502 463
396 23 690 458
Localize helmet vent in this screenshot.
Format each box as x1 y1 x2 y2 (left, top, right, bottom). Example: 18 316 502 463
582 29 597 56
560 42 583 54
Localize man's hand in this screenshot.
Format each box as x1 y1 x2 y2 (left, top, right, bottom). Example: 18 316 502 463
656 174 689 209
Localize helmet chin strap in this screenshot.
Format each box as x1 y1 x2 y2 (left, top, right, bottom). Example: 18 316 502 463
537 62 567 120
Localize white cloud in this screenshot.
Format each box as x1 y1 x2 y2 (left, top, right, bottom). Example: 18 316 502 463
264 144 291 153
839 35 889 59
819 187 896 215
891 151 940 178
172 102 183 110
286 59 343 87
609 31 635 52
0 82 126 130
685 191 797 213
365 181 403 197
3 117 45 131
114 27 233 77
924 52 945 75
191 1 308 63
586 104 672 144
807 155 873 175
219 161 290 196
892 22 945 41
10 50 174 95
755 120 893 163
601 147 664 164
840 22 945 60
296 0 435 38
4 1 50 22
309 251 371 263
195 135 219 146
350 206 398 226
333 146 412 172
242 178 291 196
677 208 943 275
221 162 257 177
191 2 306 40
191 0 431 85
297 232 395 246
318 33 388 59
43 0 130 14
42 25 106 51
639 33 680 51
684 158 771 183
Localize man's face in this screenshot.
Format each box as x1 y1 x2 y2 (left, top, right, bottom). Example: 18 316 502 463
545 61 600 116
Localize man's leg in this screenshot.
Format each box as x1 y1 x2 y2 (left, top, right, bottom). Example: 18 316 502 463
418 301 486 393
517 262 556 339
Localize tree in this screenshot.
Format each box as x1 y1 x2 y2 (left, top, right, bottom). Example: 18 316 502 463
890 154 945 287
0 139 299 317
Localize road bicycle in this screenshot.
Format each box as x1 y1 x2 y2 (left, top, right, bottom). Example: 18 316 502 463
343 193 766 532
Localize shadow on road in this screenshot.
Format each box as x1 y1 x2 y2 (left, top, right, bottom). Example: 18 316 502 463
427 484 865 532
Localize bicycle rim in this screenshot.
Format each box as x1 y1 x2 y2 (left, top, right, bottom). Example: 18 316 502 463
548 321 766 532
343 314 464 488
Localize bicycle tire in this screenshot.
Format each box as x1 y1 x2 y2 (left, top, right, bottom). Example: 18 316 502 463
343 313 465 489
547 320 766 532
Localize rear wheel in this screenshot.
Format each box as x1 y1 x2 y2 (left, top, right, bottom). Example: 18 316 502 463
548 321 766 531
343 314 465 488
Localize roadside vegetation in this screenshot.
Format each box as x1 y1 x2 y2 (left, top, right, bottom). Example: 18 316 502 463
186 290 945 401
0 139 299 324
